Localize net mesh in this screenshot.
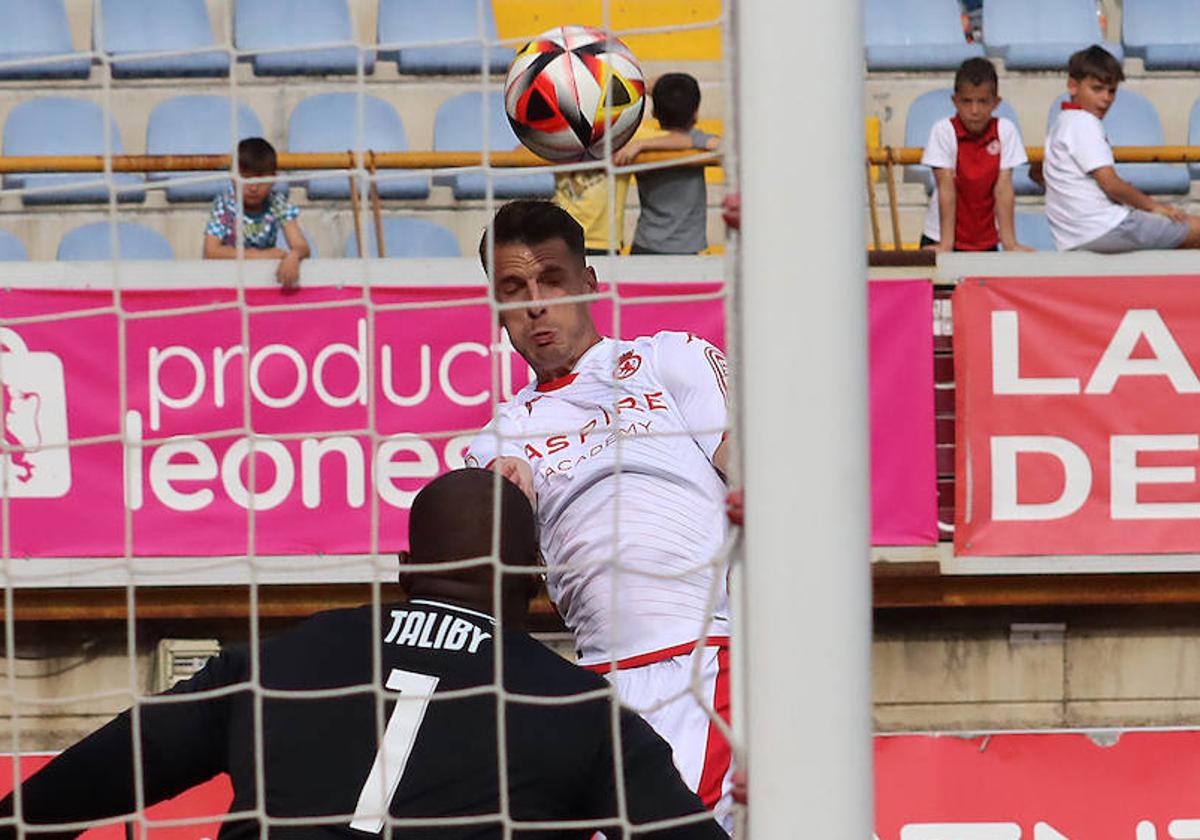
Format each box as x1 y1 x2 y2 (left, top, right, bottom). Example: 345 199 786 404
0 0 740 836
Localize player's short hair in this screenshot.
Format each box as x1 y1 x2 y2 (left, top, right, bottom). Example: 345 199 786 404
651 73 701 130
238 137 277 174
478 200 586 270
954 58 998 94
404 468 538 594
1067 45 1125 85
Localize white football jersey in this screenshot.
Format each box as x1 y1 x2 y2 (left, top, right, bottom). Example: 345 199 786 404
466 332 731 666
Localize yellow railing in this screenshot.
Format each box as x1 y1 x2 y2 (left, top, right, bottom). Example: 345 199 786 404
864 145 1200 251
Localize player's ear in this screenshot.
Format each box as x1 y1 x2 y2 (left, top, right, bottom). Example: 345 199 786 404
585 265 598 292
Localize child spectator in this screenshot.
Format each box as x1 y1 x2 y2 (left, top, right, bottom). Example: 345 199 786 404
203 137 310 291
1043 45 1200 252
553 169 632 255
614 73 720 255
920 58 1031 252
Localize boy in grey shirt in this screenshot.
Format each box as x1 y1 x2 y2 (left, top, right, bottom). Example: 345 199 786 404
615 73 720 254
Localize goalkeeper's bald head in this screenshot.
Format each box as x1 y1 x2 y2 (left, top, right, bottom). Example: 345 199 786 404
400 468 540 619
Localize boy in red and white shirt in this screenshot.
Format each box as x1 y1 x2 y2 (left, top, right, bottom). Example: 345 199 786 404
1044 45 1200 252
921 58 1032 253
467 200 734 832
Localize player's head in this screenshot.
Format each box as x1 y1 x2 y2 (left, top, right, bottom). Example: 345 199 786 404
1066 46 1123 119
400 468 540 618
651 73 701 130
951 59 1000 135
480 200 601 385
237 137 277 209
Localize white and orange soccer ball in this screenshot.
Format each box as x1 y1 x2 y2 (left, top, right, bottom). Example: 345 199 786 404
504 25 645 162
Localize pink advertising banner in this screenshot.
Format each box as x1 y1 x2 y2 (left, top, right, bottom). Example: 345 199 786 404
1 279 933 563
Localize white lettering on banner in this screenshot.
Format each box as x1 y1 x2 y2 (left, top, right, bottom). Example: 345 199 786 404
992 436 1092 521
992 311 1080 395
300 437 365 509
150 438 217 512
249 344 307 409
312 319 367 408
438 343 488 406
124 411 468 512
1111 435 1200 520
882 821 1200 840
148 346 207 430
147 320 531 430
1085 310 1200 395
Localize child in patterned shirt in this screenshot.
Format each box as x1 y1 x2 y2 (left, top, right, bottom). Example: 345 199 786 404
203 137 310 292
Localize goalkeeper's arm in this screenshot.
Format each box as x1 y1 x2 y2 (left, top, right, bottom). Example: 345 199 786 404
0 651 245 839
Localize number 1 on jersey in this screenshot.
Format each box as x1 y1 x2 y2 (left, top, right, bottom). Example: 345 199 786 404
350 668 440 834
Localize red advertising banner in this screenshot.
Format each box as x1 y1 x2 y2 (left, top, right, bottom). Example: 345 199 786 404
955 275 1200 556
875 731 1200 840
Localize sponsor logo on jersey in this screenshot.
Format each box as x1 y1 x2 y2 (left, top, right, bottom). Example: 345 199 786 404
705 346 728 401
524 395 544 415
614 351 641 380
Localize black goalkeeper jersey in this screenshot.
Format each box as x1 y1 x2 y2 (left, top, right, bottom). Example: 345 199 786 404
0 599 724 840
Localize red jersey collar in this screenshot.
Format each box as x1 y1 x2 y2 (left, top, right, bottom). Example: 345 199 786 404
535 372 579 392
532 337 608 392
1061 101 1085 110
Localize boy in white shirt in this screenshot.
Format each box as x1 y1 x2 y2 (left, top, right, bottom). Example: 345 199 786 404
1043 45 1200 252
920 58 1032 252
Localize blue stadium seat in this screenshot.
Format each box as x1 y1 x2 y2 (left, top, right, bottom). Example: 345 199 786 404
1123 0 1200 70
147 96 263 202
345 217 461 257
234 0 373 76
1188 96 1200 179
95 0 229 77
903 89 1041 195
864 0 983 71
57 223 173 261
0 0 90 79
286 93 429 200
1011 211 1056 251
1048 91 1189 194
0 230 27 261
3 98 144 205
378 0 514 75
433 92 554 200
983 0 1123 70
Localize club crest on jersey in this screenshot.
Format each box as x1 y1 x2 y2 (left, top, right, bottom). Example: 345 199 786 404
615 351 641 380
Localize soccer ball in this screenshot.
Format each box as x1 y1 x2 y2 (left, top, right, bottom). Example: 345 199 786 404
504 25 645 162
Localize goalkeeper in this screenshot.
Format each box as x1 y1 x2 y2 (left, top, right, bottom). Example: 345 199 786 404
0 469 722 840
467 201 734 831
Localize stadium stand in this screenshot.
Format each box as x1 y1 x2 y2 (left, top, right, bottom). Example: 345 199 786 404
903 88 1041 195
95 0 230 78
57 222 174 260
345 216 462 257
983 0 1124 70
1123 0 1200 70
147 96 263 202
2 97 144 205
278 226 318 257
1188 96 1200 179
287 92 430 200
379 0 515 74
0 229 27 260
432 91 554 200
863 0 984 71
1048 90 1189 194
0 0 90 80
234 0 374 76
1012 211 1056 251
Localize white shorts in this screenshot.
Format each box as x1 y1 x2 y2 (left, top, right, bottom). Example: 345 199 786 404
588 640 733 834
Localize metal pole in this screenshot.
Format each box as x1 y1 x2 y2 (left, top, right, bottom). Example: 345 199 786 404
736 0 873 836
